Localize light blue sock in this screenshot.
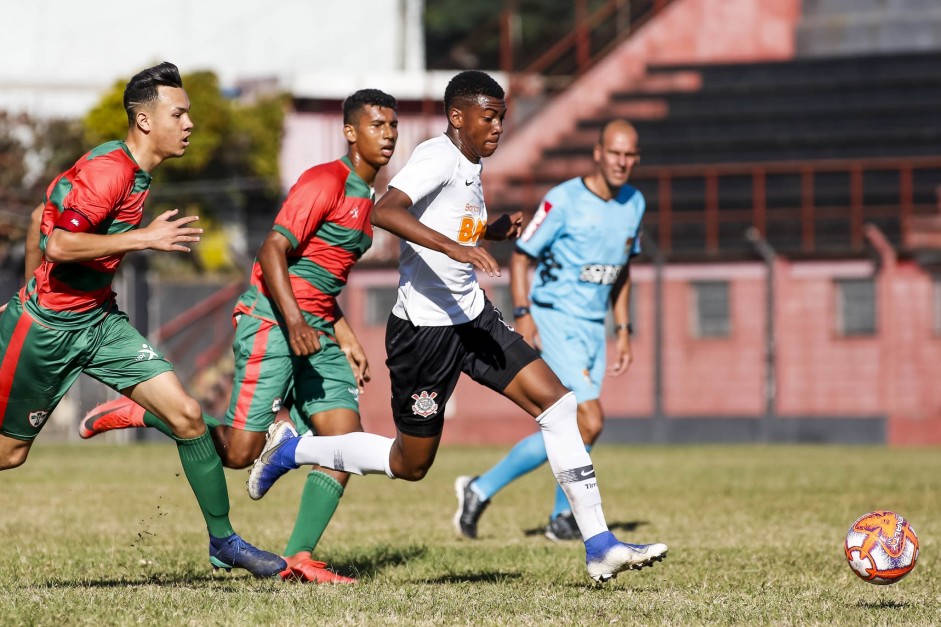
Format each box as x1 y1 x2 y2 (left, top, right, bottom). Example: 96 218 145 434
473 432 548 500
551 444 592 519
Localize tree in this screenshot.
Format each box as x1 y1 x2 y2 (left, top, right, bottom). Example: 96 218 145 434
83 70 287 273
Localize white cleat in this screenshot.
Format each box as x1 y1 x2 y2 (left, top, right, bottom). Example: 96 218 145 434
586 541 668 583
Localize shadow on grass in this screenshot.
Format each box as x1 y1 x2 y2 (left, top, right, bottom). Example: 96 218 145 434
523 519 647 537
855 600 911 609
331 544 428 580
418 572 524 584
34 574 248 589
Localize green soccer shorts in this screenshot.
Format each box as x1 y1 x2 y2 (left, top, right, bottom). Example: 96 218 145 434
223 313 360 435
0 293 173 441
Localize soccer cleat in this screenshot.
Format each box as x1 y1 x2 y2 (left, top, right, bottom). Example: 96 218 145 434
585 532 668 583
79 396 146 439
208 533 287 577
453 475 490 539
544 511 582 542
247 421 299 500
280 552 357 584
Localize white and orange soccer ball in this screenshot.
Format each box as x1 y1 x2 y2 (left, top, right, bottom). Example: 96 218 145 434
844 511 918 585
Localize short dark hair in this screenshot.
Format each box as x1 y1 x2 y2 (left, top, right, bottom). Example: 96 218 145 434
123 62 183 124
444 70 505 112
343 89 398 125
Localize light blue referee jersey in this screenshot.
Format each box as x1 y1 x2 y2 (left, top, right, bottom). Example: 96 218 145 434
516 177 645 322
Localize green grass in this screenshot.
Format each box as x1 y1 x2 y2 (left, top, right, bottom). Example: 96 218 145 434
1 443 939 625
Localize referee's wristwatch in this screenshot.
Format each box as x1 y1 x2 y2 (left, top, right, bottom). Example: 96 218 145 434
512 306 531 319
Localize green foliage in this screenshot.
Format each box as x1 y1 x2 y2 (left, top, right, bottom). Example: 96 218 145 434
80 69 285 274
81 69 284 213
424 0 608 70
1 444 939 625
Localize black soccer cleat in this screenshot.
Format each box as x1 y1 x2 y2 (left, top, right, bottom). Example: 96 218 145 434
453 475 490 539
544 511 582 542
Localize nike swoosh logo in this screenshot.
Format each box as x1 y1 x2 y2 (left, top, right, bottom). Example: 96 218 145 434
580 469 595 478
465 179 475 186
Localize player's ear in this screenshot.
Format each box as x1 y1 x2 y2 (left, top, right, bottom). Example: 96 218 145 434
448 106 464 129
135 108 151 133
343 123 356 144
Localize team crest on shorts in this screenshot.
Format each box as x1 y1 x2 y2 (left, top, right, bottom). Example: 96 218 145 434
410 391 438 417
28 410 49 428
271 398 282 413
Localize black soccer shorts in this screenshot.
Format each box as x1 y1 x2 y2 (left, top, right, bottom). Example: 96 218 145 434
385 298 539 437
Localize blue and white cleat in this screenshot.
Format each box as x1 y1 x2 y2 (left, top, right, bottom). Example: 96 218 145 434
208 533 287 577
247 421 299 500
585 531 668 583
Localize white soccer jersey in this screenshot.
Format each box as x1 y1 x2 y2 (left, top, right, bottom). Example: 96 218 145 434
388 134 488 326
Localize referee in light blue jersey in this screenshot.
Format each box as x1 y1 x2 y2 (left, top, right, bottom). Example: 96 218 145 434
455 119 645 542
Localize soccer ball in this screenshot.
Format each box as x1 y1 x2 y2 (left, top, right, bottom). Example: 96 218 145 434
844 511 918 585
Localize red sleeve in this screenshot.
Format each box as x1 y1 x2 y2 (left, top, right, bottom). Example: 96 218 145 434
272 166 342 249
61 156 130 228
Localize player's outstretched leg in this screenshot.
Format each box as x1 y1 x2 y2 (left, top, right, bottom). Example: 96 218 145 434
247 421 300 500
534 392 668 582
80 396 146 438
208 533 288 577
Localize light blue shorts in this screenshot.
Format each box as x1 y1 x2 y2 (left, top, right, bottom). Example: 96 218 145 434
530 305 606 403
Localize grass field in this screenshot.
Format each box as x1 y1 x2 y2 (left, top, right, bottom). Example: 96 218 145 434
0 442 938 626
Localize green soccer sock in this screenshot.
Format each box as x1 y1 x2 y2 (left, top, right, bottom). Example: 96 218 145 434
175 431 235 539
143 411 221 437
283 470 344 556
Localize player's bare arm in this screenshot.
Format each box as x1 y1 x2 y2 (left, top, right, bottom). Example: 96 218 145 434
509 250 538 348
24 203 44 280
334 313 370 392
44 208 202 263
372 187 502 277
256 229 321 356
609 264 633 376
484 211 523 241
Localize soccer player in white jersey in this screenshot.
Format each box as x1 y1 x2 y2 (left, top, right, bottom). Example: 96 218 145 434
454 120 645 543
248 71 668 583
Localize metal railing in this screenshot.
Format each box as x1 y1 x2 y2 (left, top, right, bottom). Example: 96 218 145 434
512 155 941 257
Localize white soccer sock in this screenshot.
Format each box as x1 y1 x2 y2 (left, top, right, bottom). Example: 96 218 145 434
294 432 396 478
536 392 609 540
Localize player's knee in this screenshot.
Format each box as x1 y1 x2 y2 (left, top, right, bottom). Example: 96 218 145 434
389 455 433 481
395 464 430 482
0 446 29 470
166 396 206 440
223 447 257 469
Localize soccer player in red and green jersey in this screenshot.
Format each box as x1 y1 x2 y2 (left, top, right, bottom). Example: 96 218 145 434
81 88 399 583
0 61 286 577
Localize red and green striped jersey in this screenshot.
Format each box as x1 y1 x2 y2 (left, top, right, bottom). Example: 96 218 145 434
235 156 374 331
25 140 151 327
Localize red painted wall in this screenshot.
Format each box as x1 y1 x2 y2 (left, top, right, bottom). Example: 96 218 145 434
344 256 941 446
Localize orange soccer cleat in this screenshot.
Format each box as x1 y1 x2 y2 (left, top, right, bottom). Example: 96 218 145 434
280 552 357 584
79 396 146 439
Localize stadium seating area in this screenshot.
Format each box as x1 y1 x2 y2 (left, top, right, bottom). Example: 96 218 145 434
496 50 941 258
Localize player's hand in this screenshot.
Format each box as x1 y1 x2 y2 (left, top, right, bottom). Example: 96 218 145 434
341 342 371 394
0 301 7 316
513 314 540 350
609 333 633 376
445 243 501 277
286 319 322 356
141 209 203 252
484 212 523 241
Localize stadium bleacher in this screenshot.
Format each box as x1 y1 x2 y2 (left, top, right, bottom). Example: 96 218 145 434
496 50 941 258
